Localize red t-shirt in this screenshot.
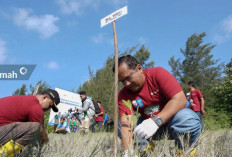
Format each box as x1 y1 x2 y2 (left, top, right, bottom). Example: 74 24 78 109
95 106 104 122
0 95 44 127
190 89 203 112
118 67 183 120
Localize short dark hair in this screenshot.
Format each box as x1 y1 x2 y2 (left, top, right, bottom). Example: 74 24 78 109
97 101 101 104
79 91 86 95
188 81 196 88
112 55 139 73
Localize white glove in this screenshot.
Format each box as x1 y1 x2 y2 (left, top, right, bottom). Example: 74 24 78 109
133 118 159 139
122 150 138 157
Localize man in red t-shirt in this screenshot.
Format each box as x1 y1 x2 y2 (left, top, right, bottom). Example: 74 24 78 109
188 81 206 118
92 101 104 132
0 89 60 156
113 55 202 156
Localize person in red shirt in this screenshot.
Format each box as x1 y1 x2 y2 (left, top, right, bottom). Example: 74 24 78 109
188 81 206 118
92 101 104 132
113 55 202 157
0 89 60 156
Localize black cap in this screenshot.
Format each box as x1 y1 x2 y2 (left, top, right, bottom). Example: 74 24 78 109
44 89 60 112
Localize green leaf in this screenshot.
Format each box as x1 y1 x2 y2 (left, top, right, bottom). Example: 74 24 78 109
122 99 132 110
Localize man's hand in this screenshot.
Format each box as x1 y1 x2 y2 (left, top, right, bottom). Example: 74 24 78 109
41 129 49 145
133 118 159 139
201 109 206 115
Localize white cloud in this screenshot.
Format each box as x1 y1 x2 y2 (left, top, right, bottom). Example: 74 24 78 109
67 20 78 27
214 15 232 43
0 39 7 64
91 33 113 45
138 37 148 44
92 33 105 44
13 8 59 39
47 61 59 70
109 0 128 9
57 0 100 16
56 0 128 16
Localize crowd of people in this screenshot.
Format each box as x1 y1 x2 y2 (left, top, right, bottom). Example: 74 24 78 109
53 97 113 134
0 55 206 157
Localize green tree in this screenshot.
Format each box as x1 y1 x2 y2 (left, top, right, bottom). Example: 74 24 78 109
13 84 27 95
168 32 223 104
168 33 230 128
133 45 154 69
213 59 232 123
29 80 51 94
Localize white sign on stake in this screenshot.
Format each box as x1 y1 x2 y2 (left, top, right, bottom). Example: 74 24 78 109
100 6 128 157
101 6 128 28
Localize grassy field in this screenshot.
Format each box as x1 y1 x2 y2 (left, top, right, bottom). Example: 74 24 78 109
15 129 232 157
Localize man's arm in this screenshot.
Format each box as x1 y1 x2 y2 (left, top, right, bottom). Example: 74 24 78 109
55 124 66 132
79 100 91 112
156 91 186 125
95 111 103 116
121 115 133 151
40 128 49 145
200 97 206 115
56 126 66 131
103 114 108 124
134 91 186 140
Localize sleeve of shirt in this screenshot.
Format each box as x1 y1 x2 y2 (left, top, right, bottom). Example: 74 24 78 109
62 122 67 128
197 90 203 99
118 90 133 117
79 100 91 113
101 107 104 113
103 114 108 124
154 67 183 100
28 105 44 128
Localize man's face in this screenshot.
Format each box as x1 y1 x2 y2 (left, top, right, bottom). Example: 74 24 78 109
188 84 191 90
118 63 145 93
60 119 64 124
80 94 86 100
40 95 53 111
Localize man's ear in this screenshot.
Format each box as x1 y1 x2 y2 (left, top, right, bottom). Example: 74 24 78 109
137 64 143 71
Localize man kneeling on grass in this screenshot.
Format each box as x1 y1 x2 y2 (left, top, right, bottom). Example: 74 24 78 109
55 117 69 134
113 55 202 157
0 89 60 157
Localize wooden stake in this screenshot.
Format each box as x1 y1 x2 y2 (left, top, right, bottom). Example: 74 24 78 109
113 20 119 157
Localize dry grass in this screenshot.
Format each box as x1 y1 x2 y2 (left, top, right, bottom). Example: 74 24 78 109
13 129 232 157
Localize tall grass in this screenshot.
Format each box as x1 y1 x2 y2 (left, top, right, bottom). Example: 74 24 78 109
10 129 232 157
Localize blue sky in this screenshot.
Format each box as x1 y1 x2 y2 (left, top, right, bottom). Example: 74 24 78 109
0 0 232 98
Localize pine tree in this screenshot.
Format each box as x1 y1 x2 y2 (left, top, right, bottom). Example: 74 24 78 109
168 32 223 104
12 84 27 95
29 80 51 94
213 59 232 121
